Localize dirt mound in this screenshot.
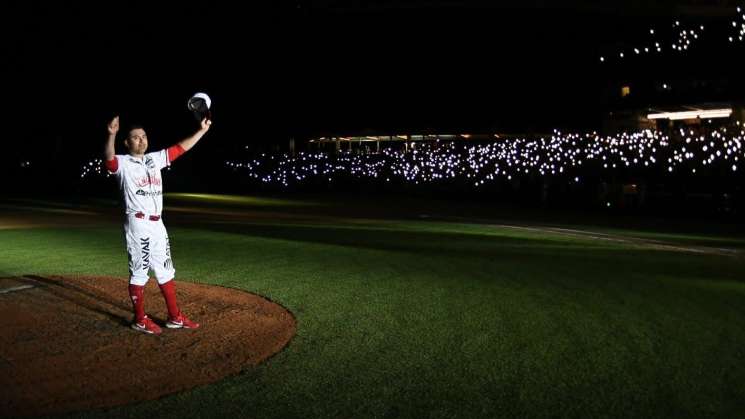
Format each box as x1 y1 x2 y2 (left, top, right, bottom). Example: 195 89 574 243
0 275 296 417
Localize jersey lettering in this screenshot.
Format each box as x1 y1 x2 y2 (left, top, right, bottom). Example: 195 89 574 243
111 150 170 216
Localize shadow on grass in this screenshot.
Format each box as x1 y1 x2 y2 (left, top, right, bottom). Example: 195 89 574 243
187 219 600 253
176 219 745 286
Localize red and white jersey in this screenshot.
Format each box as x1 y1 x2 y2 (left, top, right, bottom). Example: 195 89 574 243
106 146 185 216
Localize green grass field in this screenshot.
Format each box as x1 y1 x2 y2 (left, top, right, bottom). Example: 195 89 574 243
2 194 745 419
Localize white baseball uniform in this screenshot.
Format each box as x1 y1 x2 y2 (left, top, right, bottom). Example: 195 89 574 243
106 146 184 286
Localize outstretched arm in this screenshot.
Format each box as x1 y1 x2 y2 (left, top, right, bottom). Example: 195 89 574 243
177 117 211 152
105 116 119 161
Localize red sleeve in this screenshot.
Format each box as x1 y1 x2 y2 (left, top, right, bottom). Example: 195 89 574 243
105 156 118 172
167 144 186 163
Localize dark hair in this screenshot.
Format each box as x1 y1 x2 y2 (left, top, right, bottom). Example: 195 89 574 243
125 124 146 139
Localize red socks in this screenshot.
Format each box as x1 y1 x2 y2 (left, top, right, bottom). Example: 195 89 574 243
128 284 145 322
129 280 181 322
159 280 181 319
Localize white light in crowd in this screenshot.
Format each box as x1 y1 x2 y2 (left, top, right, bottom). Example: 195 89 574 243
80 126 744 189
602 11 745 64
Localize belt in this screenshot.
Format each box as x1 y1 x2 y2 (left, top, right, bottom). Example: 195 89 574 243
134 212 161 221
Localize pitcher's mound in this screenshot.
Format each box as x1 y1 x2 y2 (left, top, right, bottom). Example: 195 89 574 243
0 275 296 417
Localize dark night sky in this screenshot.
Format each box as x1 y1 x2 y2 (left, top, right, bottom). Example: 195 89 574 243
1 1 743 170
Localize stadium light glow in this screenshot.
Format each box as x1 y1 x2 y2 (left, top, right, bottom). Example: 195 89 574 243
647 109 733 120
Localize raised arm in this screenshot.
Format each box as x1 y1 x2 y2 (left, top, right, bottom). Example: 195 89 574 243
105 116 119 161
177 117 212 152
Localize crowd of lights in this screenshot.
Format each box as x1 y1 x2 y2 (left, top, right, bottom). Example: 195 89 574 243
730 6 745 42
216 125 744 188
79 160 171 179
80 159 110 179
599 6 745 64
76 124 745 188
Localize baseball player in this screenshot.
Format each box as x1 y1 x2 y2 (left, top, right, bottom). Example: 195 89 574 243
104 115 211 335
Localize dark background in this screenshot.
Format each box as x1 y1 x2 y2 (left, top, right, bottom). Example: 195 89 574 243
2 0 743 197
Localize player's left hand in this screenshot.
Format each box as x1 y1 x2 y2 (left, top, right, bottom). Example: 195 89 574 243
200 117 212 132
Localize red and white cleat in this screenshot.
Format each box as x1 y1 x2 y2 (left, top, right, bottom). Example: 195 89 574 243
131 316 163 335
166 313 200 329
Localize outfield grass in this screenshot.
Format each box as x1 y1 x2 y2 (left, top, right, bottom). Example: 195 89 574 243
2 195 745 418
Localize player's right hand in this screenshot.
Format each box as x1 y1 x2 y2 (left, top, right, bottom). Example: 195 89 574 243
108 116 120 135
